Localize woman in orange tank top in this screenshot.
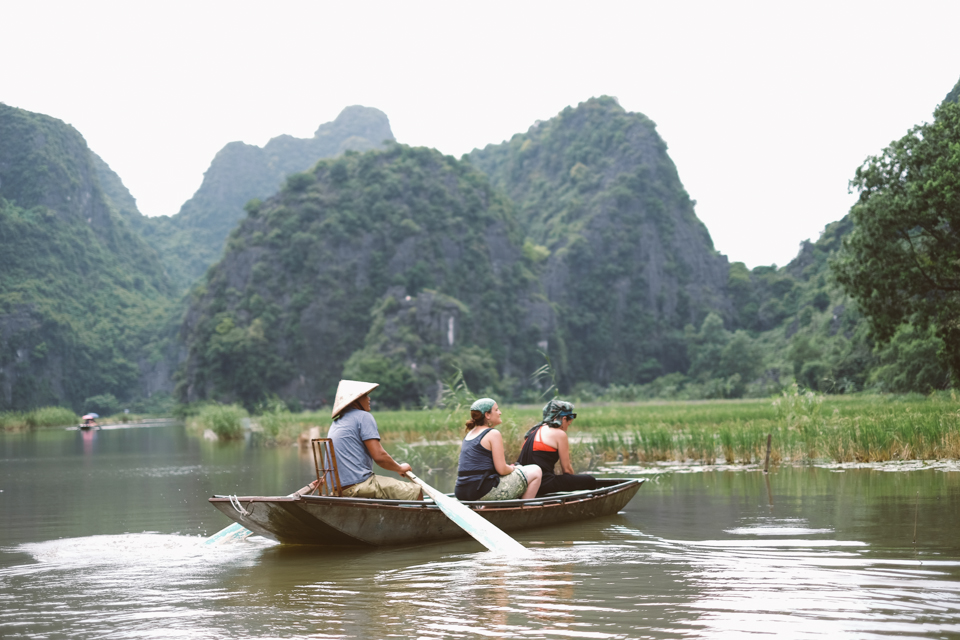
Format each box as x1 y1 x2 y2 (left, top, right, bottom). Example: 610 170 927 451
517 399 597 497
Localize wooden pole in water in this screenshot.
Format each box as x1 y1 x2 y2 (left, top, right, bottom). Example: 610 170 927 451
763 434 772 474
913 490 919 546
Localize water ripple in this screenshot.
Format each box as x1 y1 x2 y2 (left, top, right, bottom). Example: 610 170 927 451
0 524 958 638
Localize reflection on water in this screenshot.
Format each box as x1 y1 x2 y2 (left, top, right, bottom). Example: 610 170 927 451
4 531 959 638
1 424 959 638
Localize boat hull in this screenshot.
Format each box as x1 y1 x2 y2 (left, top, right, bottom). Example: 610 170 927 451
209 478 643 547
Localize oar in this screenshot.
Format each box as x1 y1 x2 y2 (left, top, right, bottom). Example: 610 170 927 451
204 521 253 545
405 471 528 554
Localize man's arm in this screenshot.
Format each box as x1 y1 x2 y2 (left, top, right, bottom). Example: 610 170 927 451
363 439 412 477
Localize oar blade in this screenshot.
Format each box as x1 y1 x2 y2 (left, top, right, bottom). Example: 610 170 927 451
407 472 527 554
204 521 254 545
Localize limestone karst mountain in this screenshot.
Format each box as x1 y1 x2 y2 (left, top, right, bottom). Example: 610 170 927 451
176 144 553 407
0 104 175 411
134 106 395 291
9 79 957 413
468 97 733 388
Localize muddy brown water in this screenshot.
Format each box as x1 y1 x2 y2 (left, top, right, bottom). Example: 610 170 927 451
1 423 959 638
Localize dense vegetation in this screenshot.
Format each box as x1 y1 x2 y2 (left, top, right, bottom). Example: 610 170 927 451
469 97 731 389
177 144 553 409
0 104 176 413
5 78 960 420
0 406 77 431
834 83 960 383
225 392 960 468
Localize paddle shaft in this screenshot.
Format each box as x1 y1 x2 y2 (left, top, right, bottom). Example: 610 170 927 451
405 471 527 554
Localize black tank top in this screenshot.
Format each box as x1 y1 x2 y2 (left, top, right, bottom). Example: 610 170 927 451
455 428 501 500
517 424 560 478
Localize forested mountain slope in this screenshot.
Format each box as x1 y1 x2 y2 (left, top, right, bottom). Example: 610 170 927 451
8 81 955 414
0 104 175 411
177 145 553 408
135 106 395 291
722 218 874 394
723 79 960 396
468 97 732 388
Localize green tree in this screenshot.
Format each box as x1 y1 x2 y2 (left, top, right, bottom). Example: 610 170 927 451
684 313 762 397
686 313 729 379
341 353 419 408
869 324 950 393
833 96 960 380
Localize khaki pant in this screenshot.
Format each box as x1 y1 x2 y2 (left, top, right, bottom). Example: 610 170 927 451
341 474 421 501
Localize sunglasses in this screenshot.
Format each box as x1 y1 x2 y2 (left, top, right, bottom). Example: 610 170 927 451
559 412 577 420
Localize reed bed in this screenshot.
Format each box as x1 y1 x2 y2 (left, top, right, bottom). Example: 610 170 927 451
0 406 77 431
577 388 960 466
187 403 248 439
370 389 960 467
242 390 960 468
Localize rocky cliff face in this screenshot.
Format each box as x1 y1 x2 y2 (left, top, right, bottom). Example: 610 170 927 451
177 144 553 408
0 104 175 411
139 106 395 291
469 97 732 386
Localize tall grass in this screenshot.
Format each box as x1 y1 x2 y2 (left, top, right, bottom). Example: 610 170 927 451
577 387 960 466
175 391 960 469
189 403 248 440
0 406 78 431
318 392 960 466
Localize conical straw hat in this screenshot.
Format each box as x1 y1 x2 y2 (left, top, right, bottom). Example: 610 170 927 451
331 379 379 418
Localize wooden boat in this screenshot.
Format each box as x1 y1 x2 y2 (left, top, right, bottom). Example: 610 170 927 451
209 477 644 547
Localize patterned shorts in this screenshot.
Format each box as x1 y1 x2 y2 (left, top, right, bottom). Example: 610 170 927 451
478 466 528 501
341 474 421 501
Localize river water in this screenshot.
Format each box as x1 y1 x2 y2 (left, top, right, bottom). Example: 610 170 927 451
1 423 958 639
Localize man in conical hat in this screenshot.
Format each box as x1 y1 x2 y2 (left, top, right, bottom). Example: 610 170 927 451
327 379 422 500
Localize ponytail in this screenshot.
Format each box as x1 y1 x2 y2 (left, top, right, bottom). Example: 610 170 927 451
464 409 486 431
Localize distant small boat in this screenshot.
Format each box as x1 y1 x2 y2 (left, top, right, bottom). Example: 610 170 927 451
209 478 644 547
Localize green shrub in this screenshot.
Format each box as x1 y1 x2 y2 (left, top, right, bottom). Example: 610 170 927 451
257 410 301 443
0 412 27 431
83 393 121 416
284 172 316 192
196 403 248 439
255 398 303 444
124 393 176 417
27 406 78 428
0 406 77 430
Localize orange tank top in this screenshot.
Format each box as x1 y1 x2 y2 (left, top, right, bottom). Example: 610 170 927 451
532 425 557 452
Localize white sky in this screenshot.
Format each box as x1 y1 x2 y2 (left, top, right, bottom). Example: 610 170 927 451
2 1 958 269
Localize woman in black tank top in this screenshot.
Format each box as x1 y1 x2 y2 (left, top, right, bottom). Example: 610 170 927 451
454 398 542 501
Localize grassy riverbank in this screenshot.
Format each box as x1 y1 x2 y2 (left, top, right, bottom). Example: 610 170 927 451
580 389 960 466
385 388 960 468
10 391 959 468
0 407 78 431
0 408 173 432
185 387 960 469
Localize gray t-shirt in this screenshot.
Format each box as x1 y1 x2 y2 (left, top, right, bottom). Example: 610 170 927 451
328 409 381 487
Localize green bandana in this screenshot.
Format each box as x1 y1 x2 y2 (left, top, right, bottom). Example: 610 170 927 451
541 399 575 427
470 397 496 414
